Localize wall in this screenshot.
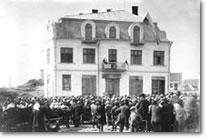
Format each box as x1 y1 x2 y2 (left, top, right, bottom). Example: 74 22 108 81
43 39 170 97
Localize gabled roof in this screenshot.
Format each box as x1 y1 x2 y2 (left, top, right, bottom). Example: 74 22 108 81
62 10 145 22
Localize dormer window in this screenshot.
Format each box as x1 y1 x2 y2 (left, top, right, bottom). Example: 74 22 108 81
109 26 116 39
81 20 96 43
105 23 120 39
128 23 144 45
133 26 140 44
85 23 92 40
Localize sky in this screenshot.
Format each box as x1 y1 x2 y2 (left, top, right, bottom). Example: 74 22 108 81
0 0 200 87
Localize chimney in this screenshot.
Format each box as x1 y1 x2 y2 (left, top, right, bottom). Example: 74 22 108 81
92 9 98 13
132 6 138 15
107 9 112 12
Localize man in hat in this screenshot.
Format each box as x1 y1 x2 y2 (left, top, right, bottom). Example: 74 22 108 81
111 101 119 131
136 93 150 131
160 98 175 132
105 100 112 126
116 99 130 132
129 106 143 132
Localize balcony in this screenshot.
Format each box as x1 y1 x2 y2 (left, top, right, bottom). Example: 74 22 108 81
102 62 127 72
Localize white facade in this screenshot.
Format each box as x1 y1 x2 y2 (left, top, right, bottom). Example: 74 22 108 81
43 10 172 97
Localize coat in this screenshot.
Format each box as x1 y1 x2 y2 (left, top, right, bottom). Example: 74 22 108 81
136 99 150 120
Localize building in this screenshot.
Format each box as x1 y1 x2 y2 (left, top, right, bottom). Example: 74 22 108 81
170 73 182 91
43 6 172 97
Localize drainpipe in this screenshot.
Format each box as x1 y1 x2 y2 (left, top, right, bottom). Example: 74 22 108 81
97 40 100 96
168 41 173 94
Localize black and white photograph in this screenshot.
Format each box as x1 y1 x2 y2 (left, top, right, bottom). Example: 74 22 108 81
0 0 200 133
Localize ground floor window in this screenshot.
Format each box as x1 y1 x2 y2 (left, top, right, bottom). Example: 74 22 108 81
152 76 165 95
105 78 120 97
62 74 71 91
82 75 96 96
129 76 143 96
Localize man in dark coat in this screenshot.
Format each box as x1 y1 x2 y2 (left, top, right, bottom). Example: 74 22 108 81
136 94 150 131
116 99 130 132
111 101 119 131
95 101 105 132
160 98 176 132
149 99 162 132
71 100 82 127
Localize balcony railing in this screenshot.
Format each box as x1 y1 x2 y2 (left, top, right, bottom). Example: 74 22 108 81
102 62 127 72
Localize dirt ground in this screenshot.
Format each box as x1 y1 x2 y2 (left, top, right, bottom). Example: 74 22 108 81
58 125 130 133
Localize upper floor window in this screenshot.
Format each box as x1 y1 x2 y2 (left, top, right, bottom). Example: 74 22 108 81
62 74 71 91
108 49 117 62
105 23 120 39
83 48 95 64
81 20 96 41
85 23 92 40
47 48 50 64
133 26 140 44
109 26 116 39
128 23 143 45
153 51 164 65
61 47 73 63
131 50 142 65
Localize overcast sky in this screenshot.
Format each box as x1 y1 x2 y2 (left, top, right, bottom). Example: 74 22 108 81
0 0 200 87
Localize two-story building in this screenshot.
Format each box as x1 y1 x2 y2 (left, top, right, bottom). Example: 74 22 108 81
43 7 172 97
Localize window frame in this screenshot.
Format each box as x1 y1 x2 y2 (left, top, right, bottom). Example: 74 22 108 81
153 51 165 65
133 26 140 44
109 26 116 39
60 47 73 63
85 23 93 41
83 48 96 64
131 50 142 65
62 74 71 91
47 48 50 64
108 49 117 62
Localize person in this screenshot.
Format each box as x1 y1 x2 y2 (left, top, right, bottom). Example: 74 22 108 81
129 106 142 132
95 101 105 132
105 100 112 126
111 101 119 131
136 93 150 131
149 99 162 132
90 100 97 128
71 100 82 127
32 99 46 132
116 99 130 132
160 98 175 132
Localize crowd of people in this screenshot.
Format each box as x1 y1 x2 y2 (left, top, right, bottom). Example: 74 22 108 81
0 91 200 132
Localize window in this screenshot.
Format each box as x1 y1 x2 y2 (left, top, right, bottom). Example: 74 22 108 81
62 75 71 91
129 76 143 96
82 75 96 96
133 26 140 44
152 76 165 95
61 48 73 63
109 26 116 39
85 23 92 40
83 48 95 64
131 50 142 65
47 48 50 64
108 49 117 62
153 51 164 65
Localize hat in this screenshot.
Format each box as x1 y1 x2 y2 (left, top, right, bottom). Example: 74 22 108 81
130 106 136 111
139 93 146 98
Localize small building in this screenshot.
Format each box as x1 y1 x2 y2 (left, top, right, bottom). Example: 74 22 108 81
170 73 182 91
43 7 172 97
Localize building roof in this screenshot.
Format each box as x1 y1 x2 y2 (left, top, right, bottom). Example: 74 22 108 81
62 10 145 22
